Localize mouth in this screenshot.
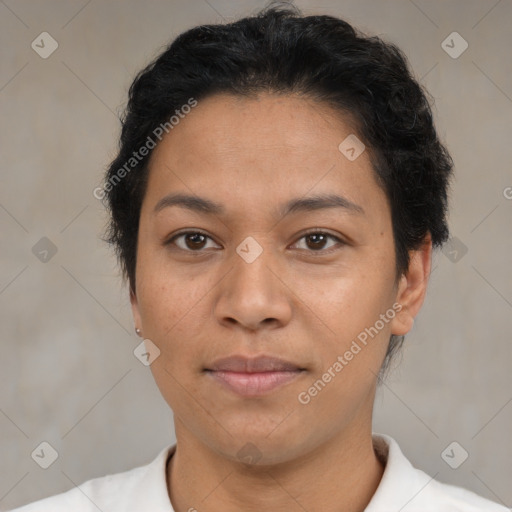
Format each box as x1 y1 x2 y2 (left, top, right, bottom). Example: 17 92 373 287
204 355 306 397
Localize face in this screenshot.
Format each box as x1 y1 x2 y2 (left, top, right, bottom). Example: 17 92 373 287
131 93 429 464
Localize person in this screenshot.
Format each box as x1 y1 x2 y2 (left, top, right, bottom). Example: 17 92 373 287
11 3 509 511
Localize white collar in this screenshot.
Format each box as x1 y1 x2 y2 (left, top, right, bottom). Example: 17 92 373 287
88 433 507 511
366 433 508 511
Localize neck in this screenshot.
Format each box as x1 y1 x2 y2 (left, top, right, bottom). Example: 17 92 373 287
167 420 384 512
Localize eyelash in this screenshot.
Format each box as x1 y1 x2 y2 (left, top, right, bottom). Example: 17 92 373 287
165 229 345 255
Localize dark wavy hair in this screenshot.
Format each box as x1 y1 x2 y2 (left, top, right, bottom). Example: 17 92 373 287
103 2 453 376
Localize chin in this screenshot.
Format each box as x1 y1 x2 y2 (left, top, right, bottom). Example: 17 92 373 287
210 423 312 466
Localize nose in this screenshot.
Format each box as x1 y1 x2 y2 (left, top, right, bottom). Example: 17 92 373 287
213 243 293 332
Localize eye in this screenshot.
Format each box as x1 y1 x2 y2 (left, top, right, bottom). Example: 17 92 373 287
166 230 345 254
167 231 220 252
291 231 344 253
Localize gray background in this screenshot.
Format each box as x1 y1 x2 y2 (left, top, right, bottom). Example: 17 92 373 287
1 0 511 509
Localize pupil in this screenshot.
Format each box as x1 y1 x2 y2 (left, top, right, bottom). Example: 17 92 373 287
187 233 206 249
184 233 328 251
307 234 326 250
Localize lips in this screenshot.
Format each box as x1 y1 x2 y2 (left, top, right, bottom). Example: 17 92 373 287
205 355 305 397
206 355 303 373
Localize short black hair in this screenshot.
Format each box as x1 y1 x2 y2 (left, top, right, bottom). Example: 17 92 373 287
103 2 453 375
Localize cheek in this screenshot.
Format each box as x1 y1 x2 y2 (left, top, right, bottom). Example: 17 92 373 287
139 276 206 340
299 263 396 381
136 240 186 315
135 253 224 370
308 268 393 335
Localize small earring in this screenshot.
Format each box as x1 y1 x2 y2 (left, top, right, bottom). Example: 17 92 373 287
135 327 141 336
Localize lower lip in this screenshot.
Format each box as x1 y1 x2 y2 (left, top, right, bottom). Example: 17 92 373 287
207 370 303 396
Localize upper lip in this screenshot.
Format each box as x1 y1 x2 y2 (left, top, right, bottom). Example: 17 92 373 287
206 355 304 373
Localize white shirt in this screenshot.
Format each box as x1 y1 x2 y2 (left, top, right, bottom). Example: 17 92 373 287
10 433 509 511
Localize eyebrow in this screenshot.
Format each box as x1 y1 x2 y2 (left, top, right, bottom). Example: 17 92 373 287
153 192 365 217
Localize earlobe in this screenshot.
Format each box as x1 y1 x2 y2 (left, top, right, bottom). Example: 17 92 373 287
390 234 432 336
130 287 142 335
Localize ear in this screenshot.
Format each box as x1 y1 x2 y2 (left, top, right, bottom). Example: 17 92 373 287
130 286 142 333
390 233 432 336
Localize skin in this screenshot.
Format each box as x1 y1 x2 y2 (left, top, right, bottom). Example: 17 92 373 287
131 92 432 512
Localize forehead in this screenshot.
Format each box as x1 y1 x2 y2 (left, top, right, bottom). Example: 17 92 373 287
143 93 386 221
151 92 361 160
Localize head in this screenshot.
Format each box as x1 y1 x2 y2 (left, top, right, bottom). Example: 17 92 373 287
103 4 453 463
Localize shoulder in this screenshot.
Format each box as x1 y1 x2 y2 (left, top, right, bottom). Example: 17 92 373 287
8 445 174 512
8 468 144 512
369 433 509 512
421 476 509 511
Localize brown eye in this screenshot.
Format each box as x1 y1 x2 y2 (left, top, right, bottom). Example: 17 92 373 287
184 233 207 249
293 232 343 252
168 231 220 252
305 233 329 250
